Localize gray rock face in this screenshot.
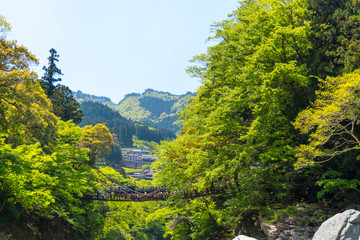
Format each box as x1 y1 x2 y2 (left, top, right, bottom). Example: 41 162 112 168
313 209 360 240
233 235 257 240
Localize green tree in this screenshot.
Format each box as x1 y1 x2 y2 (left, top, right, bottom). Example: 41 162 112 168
293 70 360 203
80 124 113 166
40 48 83 123
0 16 110 239
153 0 313 237
0 17 57 146
0 120 104 238
307 0 360 78
51 85 83 123
41 48 62 96
294 70 360 168
98 201 169 240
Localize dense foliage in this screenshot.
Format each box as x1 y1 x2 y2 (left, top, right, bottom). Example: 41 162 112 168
0 20 104 238
0 17 166 239
151 0 360 239
40 48 83 123
3 0 360 239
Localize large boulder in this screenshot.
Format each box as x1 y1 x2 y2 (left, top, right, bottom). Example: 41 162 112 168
313 209 360 240
233 235 257 240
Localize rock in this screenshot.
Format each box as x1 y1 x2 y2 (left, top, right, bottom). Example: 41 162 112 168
261 223 279 239
285 218 294 225
233 235 257 240
313 209 360 240
276 222 287 231
260 212 320 240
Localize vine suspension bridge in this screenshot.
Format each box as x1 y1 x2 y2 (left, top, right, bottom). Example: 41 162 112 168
81 184 235 202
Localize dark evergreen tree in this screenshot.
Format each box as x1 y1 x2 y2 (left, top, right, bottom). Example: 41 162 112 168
104 143 122 167
51 85 83 123
40 48 83 123
41 48 63 96
307 0 360 78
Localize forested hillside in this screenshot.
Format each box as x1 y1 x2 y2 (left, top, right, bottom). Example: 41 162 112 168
79 101 176 147
116 89 195 133
75 89 195 134
3 0 360 239
75 90 113 104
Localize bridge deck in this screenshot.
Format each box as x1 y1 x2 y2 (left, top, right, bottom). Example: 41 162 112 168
81 188 232 202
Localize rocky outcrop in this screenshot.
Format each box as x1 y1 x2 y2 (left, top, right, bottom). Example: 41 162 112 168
233 208 360 240
260 219 317 240
233 235 258 240
312 209 360 240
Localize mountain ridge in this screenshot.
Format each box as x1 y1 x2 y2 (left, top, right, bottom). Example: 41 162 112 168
79 101 176 147
74 89 195 133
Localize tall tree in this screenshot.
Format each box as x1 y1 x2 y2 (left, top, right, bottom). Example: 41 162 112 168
0 18 58 146
41 48 63 96
40 48 83 123
51 85 83 123
0 18 106 238
153 0 313 238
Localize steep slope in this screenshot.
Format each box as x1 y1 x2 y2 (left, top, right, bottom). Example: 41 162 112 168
79 101 176 147
74 89 195 134
75 90 113 103
116 89 195 133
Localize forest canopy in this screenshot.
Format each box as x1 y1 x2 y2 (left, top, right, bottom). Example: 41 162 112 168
152 0 360 238
2 0 360 239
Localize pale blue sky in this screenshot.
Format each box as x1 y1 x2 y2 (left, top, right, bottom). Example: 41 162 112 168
2 0 239 103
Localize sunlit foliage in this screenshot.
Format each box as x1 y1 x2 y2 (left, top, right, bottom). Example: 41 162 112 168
2 0 360 238
294 70 360 168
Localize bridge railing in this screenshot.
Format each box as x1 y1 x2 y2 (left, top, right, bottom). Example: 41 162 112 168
81 185 234 202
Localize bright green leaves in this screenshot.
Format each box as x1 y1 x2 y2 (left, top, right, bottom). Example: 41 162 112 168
98 166 129 188
146 198 226 240
0 120 100 215
80 124 113 166
293 70 360 168
0 119 105 235
10 78 58 145
0 26 57 146
155 0 311 194
153 1 313 237
57 120 83 144
0 140 55 210
99 201 168 240
0 39 38 72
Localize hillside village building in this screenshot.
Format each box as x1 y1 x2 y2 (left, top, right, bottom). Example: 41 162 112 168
120 149 157 169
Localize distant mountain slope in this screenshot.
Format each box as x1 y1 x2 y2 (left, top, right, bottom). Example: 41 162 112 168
79 101 176 147
116 89 195 133
75 89 195 134
74 90 113 104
